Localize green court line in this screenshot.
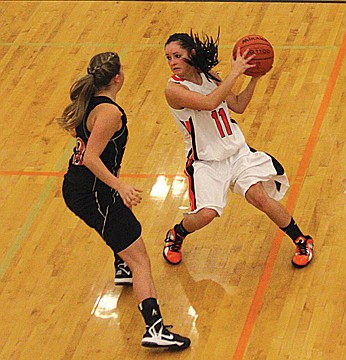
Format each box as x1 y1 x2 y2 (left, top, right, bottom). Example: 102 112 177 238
0 42 134 47
0 48 132 281
0 178 56 280
0 42 339 50
0 36 336 281
0 139 74 281
223 45 338 50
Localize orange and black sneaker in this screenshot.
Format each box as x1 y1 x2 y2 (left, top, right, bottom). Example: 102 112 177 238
163 228 185 265
292 235 314 268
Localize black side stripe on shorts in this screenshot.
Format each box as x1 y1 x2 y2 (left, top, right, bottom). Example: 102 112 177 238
188 117 199 161
185 152 197 211
249 146 285 192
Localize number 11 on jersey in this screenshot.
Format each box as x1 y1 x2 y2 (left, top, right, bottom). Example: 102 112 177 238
211 108 233 138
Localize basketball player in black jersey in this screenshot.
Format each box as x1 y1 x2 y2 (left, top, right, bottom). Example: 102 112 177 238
58 52 190 350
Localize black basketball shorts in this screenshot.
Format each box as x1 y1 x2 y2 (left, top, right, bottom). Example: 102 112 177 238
62 179 142 253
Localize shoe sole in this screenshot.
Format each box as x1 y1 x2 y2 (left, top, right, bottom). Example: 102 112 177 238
114 279 133 286
162 248 182 265
142 341 190 351
291 260 312 268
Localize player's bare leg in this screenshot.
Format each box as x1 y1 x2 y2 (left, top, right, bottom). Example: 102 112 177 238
119 237 191 350
245 182 314 267
163 208 217 265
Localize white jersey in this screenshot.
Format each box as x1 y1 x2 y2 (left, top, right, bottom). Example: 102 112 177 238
168 73 246 161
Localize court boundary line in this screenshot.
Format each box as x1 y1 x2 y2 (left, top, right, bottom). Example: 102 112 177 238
232 31 346 359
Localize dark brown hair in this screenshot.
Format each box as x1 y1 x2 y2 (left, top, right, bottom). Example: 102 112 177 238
165 29 220 81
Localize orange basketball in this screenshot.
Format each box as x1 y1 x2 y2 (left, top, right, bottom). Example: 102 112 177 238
233 34 274 77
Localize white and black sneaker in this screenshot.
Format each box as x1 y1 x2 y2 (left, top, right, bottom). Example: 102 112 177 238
114 261 133 286
141 318 190 350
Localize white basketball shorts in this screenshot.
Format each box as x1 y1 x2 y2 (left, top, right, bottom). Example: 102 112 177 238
184 144 290 216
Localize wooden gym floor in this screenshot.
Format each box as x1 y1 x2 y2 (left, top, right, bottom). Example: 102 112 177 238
0 1 345 359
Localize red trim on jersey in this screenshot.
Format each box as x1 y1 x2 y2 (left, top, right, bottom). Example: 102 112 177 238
183 120 191 134
171 75 184 82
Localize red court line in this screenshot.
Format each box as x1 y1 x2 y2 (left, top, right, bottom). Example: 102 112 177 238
233 32 346 360
0 170 179 179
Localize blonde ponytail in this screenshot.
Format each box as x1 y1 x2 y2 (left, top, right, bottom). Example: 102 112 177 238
57 74 95 132
57 52 121 134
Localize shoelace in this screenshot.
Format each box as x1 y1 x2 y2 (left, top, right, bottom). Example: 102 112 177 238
170 234 184 252
163 325 173 331
116 262 131 274
296 241 308 255
147 320 173 335
116 261 128 269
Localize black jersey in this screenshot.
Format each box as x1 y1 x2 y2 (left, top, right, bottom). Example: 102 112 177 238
64 96 128 193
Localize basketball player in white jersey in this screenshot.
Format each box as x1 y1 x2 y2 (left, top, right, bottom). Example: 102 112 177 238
162 31 314 268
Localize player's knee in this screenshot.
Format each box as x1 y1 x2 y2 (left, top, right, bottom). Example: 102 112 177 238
199 208 218 225
119 238 152 273
247 192 270 212
245 184 270 212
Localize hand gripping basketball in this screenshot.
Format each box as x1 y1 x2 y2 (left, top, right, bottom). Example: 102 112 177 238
233 34 274 77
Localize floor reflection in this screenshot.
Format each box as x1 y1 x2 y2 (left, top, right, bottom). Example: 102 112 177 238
91 289 122 320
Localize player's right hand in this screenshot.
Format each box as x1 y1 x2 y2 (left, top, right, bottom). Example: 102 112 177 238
117 182 143 208
231 47 256 76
